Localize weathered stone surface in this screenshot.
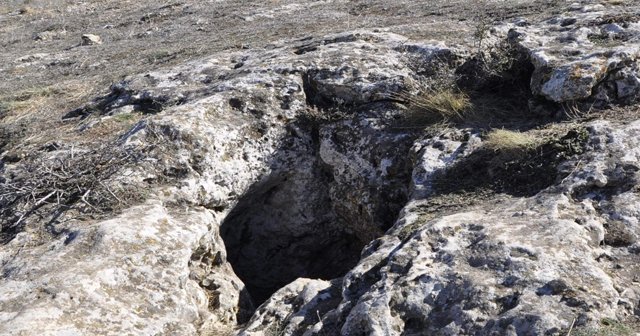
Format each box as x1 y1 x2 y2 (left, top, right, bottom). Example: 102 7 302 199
1 31 460 335
0 203 216 335
506 4 640 104
238 278 341 336
241 121 640 336
2 2 640 336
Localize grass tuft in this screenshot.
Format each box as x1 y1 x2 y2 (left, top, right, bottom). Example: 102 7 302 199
394 85 472 124
483 129 538 152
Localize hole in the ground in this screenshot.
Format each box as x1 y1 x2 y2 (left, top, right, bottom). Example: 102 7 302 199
219 39 556 313
219 111 414 307
302 70 335 110
219 111 414 308
220 156 366 306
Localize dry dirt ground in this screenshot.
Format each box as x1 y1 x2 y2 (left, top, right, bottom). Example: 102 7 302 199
0 0 595 152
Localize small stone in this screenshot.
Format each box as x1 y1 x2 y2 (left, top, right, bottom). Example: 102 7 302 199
513 18 529 27
568 3 583 11
604 221 637 247
81 34 102 45
560 18 577 27
594 174 608 187
602 23 624 36
581 4 605 13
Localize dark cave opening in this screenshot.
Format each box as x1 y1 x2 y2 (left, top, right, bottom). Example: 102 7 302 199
218 112 415 309
219 169 366 307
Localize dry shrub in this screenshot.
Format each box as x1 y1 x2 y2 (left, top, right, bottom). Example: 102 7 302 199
0 141 148 243
0 117 208 244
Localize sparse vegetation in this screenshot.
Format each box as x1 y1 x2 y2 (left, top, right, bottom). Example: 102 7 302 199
264 320 287 336
146 50 179 64
0 86 63 114
471 1 494 53
570 318 636 336
431 126 589 197
302 105 352 124
483 129 542 168
484 129 539 152
0 141 148 243
394 85 472 124
0 0 564 155
112 112 138 123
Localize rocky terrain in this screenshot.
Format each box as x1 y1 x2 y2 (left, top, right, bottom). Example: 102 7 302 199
1 0 640 335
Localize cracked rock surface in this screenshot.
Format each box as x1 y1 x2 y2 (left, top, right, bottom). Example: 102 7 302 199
1 1 640 336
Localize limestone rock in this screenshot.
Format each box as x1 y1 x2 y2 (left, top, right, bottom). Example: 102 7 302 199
2 3 640 336
81 34 102 45
1 30 464 335
0 203 218 335
238 121 640 335
237 278 341 336
506 4 640 104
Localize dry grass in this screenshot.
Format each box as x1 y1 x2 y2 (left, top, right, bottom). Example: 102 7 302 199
570 318 637 336
0 81 95 116
78 114 143 141
0 86 61 115
394 85 472 123
483 129 539 151
0 80 104 149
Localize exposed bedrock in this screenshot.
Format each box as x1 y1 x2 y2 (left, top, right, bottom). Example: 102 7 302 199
0 31 432 335
1 2 640 336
